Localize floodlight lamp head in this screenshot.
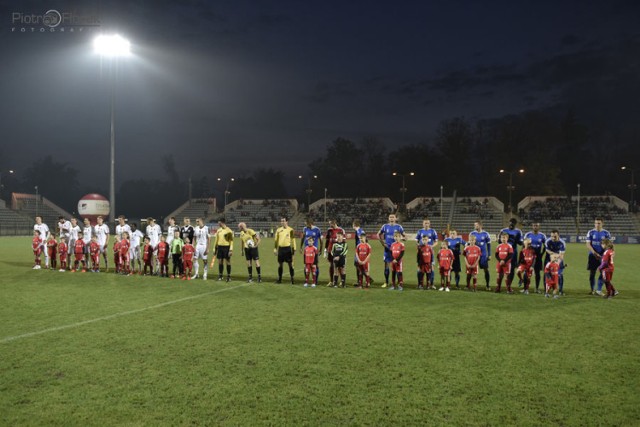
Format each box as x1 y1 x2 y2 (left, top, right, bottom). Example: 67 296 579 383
94 34 131 57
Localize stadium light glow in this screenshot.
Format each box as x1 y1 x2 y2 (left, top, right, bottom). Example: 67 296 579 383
93 34 131 57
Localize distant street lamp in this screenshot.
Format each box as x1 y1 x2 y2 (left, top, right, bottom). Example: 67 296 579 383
621 166 637 212
217 177 235 209
94 34 131 225
0 169 15 199
298 174 318 212
392 171 415 208
499 169 525 214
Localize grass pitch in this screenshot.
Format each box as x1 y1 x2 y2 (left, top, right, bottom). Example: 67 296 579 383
1 237 639 426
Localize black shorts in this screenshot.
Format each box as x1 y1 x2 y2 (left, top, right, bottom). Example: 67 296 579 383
587 253 601 270
277 247 293 264
451 254 461 273
332 255 346 268
244 247 259 261
216 246 231 260
533 252 543 271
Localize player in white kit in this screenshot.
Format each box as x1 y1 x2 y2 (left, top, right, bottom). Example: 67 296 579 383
115 215 132 240
146 217 162 274
129 222 144 274
57 216 71 268
82 217 93 265
166 217 179 248
68 217 81 267
94 216 110 271
192 218 210 279
33 216 50 268
57 216 71 240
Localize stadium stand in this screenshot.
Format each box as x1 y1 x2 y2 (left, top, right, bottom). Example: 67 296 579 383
307 198 395 231
160 195 639 240
11 193 73 229
450 197 504 234
518 196 639 236
164 198 216 225
0 199 32 235
404 197 504 235
224 199 298 233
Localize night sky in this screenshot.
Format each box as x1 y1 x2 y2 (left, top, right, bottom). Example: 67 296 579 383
1 0 639 188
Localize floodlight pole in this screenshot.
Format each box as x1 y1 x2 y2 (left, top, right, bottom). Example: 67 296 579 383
109 65 116 225
94 34 130 225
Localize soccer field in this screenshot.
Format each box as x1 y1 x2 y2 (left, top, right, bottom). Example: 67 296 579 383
1 237 639 426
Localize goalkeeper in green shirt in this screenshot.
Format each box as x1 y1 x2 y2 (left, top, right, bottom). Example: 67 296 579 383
170 230 184 278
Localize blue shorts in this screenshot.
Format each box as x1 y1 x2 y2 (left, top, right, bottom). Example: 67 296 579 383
383 248 393 263
479 254 489 269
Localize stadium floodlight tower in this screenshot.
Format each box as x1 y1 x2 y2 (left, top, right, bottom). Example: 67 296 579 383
392 172 415 208
621 166 637 212
499 168 525 215
298 174 318 212
93 34 131 225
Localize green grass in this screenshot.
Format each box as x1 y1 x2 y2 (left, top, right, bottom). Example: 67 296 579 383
1 237 639 426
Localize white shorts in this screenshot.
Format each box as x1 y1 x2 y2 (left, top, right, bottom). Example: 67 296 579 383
130 246 141 260
195 245 208 260
98 242 108 254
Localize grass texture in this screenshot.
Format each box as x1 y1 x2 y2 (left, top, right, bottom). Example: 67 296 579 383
1 237 639 426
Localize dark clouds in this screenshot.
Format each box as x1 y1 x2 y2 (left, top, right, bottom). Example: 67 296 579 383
1 0 639 188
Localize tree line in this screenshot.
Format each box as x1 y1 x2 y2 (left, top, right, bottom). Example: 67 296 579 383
2 108 637 219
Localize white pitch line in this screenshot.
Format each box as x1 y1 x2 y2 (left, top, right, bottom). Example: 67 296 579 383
1 283 249 344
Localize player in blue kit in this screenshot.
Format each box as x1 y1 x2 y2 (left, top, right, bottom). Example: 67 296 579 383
469 220 492 290
378 213 405 288
524 222 546 293
499 218 523 287
415 218 438 287
301 217 323 284
444 229 466 288
585 217 611 295
545 229 566 295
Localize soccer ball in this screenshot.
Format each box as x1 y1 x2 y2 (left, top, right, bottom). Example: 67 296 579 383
247 239 255 248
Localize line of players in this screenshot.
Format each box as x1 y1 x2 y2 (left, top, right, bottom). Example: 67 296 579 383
31 213 619 297
301 214 618 298
30 215 241 281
